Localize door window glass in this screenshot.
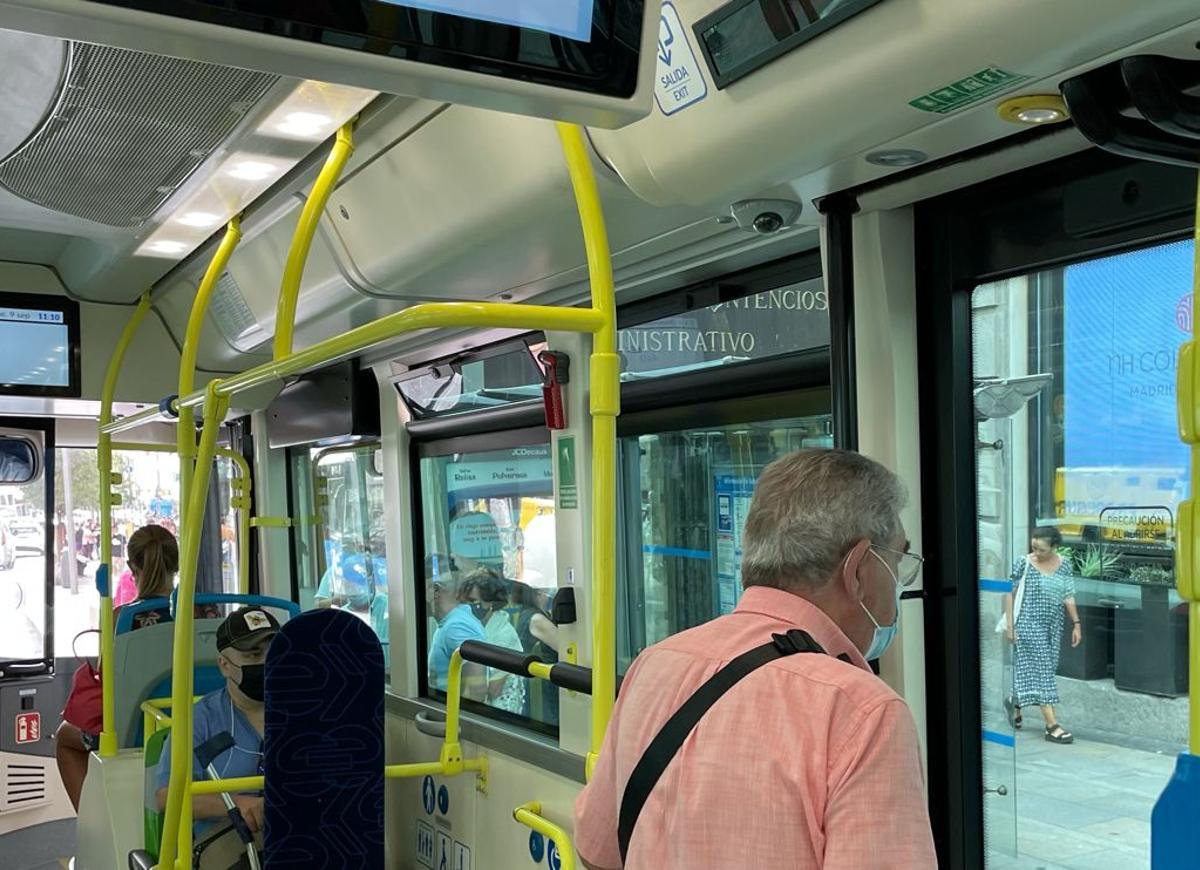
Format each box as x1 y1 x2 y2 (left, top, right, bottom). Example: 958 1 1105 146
308 445 389 658
617 410 833 672
418 441 558 733
973 239 1192 868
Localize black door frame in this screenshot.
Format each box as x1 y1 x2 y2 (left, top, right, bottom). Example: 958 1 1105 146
914 149 1197 868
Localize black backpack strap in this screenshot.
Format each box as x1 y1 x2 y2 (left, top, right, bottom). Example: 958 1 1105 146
616 629 827 862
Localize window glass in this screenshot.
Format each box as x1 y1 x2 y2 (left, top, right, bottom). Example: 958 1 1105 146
973 238 1191 868
396 342 546 419
308 444 389 659
618 411 833 672
0 448 244 663
419 441 558 732
618 278 828 381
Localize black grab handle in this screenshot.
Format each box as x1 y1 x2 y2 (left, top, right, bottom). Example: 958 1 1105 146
457 640 593 694
459 640 539 677
548 662 592 695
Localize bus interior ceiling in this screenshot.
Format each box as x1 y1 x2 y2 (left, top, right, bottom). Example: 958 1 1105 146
0 0 1195 868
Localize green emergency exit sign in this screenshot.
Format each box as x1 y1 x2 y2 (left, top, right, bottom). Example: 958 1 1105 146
909 68 1030 114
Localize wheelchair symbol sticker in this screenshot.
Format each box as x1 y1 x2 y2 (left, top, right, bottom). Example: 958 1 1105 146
548 840 561 870
438 784 450 815
422 776 436 815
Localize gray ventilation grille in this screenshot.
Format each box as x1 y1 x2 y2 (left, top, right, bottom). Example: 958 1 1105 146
1 759 47 813
0 43 279 227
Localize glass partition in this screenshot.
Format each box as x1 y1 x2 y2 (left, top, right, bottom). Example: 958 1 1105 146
973 239 1192 869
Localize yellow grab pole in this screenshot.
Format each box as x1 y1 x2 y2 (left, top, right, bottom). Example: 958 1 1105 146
97 292 152 757
157 384 230 870
514 802 577 870
179 218 242 511
1190 175 1200 755
555 122 619 780
273 122 355 360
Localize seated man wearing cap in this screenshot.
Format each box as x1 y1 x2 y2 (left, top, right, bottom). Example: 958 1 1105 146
155 606 280 839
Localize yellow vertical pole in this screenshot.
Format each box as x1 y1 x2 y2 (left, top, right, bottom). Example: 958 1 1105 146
97 293 152 757
555 123 619 779
273 123 355 360
179 218 242 511
156 384 230 870
1190 176 1200 755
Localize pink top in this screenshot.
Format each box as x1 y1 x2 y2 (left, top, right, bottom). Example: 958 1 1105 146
574 586 937 869
113 569 138 608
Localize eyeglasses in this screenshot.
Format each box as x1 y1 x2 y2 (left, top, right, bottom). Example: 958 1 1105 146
871 545 925 587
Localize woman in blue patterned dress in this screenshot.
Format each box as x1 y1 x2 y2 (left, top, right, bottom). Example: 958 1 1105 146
1003 526 1082 744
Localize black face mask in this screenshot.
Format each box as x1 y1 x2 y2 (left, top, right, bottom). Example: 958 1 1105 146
469 603 490 623
235 663 266 702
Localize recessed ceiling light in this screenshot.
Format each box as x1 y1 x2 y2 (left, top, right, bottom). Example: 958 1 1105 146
148 240 189 255
865 149 928 168
177 211 220 228
998 95 1070 126
276 111 333 138
227 160 279 181
1016 107 1066 124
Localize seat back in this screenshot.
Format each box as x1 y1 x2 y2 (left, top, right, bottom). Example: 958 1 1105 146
113 618 226 748
142 726 170 859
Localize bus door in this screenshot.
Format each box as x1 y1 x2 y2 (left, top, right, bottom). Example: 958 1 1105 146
0 419 64 839
919 153 1197 869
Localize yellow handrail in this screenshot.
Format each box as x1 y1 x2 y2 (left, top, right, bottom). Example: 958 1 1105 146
155 123 617 867
514 802 577 870
140 696 201 740
103 304 605 436
555 122 619 778
97 292 153 757
179 217 242 511
273 122 355 360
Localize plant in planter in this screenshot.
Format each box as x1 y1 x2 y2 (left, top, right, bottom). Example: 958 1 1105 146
1127 565 1174 586
1075 544 1122 578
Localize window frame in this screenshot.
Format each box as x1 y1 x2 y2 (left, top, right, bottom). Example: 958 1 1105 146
410 426 555 734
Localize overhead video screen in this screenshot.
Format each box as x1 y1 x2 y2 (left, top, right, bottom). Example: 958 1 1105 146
0 293 80 397
379 0 594 41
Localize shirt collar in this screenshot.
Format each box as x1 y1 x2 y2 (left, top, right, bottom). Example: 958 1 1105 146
734 586 871 671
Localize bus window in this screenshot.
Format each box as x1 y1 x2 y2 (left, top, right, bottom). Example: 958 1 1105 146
617 414 833 673
308 444 389 660
418 440 558 733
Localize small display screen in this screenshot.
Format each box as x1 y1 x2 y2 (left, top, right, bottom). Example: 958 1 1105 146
697 0 884 88
0 294 80 395
379 1 593 42
0 309 69 387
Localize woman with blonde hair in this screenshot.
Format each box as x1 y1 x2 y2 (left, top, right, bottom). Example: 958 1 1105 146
55 524 180 810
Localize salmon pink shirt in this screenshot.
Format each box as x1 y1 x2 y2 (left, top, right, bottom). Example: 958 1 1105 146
575 586 937 869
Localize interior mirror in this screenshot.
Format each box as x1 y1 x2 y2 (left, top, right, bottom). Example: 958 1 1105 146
0 438 38 484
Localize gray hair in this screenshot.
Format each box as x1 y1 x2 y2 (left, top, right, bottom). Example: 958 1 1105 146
741 449 906 591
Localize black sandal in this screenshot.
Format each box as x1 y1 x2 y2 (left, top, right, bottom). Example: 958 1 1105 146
1004 696 1022 729
1045 724 1073 744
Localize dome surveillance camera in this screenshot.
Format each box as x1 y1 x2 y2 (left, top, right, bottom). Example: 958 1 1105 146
729 199 802 234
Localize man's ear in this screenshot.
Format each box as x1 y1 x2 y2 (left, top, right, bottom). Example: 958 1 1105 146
838 538 872 601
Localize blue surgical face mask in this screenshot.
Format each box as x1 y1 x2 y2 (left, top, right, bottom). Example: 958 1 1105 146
860 549 902 660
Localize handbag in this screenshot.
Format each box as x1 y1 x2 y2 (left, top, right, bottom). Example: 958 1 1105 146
62 630 103 734
994 557 1030 634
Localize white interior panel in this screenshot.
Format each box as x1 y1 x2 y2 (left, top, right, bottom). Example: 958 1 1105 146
592 0 1200 207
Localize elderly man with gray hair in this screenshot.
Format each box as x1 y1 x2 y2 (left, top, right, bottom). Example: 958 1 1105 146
575 448 937 869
